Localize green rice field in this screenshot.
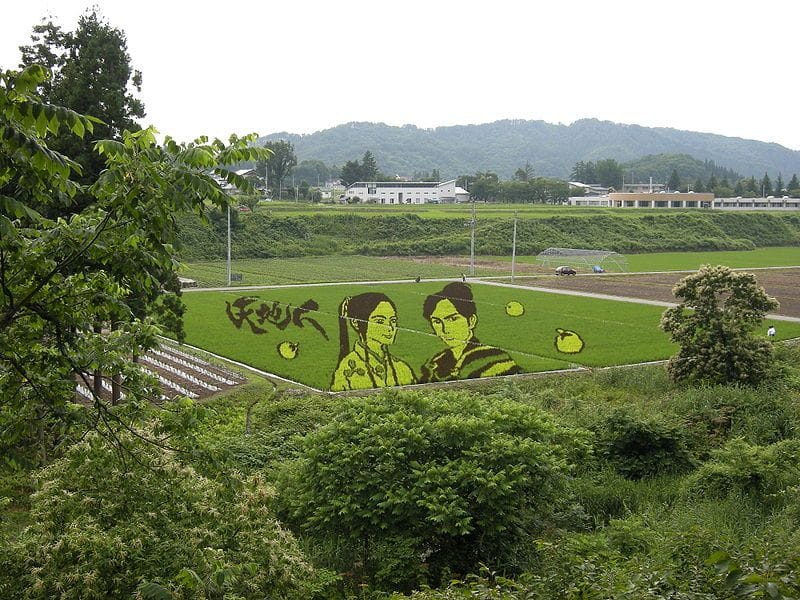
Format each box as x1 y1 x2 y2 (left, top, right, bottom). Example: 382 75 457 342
180 247 799 287
180 281 800 390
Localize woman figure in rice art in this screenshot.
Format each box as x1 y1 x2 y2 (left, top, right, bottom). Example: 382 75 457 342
420 282 521 382
330 292 416 391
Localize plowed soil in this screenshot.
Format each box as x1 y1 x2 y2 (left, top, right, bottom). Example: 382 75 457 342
512 268 800 318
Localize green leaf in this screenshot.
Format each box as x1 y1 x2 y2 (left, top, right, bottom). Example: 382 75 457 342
0 195 43 220
137 581 173 600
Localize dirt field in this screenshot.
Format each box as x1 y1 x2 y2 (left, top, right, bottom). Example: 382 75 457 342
511 268 800 318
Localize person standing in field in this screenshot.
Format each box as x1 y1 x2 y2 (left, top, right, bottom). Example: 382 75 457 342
420 282 521 382
330 292 416 391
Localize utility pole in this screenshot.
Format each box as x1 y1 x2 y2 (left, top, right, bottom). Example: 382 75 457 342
226 203 231 287
511 211 518 282
469 200 476 276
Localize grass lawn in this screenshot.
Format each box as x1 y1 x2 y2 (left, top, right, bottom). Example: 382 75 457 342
179 280 800 391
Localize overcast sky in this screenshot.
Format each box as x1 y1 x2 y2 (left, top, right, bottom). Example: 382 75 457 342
2 1 799 150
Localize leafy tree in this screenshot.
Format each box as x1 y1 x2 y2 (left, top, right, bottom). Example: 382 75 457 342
456 174 477 189
255 139 296 199
0 426 332 598
292 159 330 186
470 171 500 201
693 178 705 193
595 159 623 189
570 160 596 183
279 391 588 591
19 11 145 187
660 265 779 386
298 180 310 200
775 173 784 195
788 174 800 197
0 65 270 466
668 169 681 191
514 161 534 181
338 159 362 186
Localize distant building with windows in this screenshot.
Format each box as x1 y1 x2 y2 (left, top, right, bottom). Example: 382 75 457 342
566 192 800 210
342 180 470 204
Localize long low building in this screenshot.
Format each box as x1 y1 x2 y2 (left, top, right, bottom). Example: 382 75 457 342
567 193 800 210
342 180 470 204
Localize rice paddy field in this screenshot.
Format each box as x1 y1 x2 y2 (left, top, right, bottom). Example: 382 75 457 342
180 280 800 391
180 247 800 287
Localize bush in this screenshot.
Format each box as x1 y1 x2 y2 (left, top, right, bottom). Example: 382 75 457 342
594 408 695 479
0 430 333 599
684 438 800 503
278 390 590 592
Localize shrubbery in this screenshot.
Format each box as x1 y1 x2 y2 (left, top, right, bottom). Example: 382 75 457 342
593 408 695 479
277 390 590 592
0 429 333 599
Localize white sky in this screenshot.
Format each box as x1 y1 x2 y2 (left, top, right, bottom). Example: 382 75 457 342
2 0 799 150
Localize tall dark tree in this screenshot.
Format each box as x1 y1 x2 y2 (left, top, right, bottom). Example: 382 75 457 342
595 159 623 189
19 11 145 186
788 174 800 194
668 169 681 192
775 173 784 195
339 159 362 186
760 172 773 197
256 140 297 198
570 161 596 183
361 151 379 180
514 161 534 181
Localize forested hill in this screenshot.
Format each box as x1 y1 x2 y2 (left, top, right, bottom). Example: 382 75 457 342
261 119 800 181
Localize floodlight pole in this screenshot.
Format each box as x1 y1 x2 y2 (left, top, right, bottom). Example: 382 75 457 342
226 203 231 287
469 200 476 276
511 211 518 282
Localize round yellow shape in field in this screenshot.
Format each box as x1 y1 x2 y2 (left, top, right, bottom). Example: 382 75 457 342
277 341 299 360
554 328 585 354
505 301 525 317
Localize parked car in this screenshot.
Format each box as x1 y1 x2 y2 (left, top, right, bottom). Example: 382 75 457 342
555 266 577 276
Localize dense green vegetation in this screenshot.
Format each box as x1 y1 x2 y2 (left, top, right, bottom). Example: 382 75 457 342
177 206 800 261
5 346 800 597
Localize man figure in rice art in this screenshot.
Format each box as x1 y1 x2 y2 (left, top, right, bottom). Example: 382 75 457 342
330 292 416 391
420 282 521 382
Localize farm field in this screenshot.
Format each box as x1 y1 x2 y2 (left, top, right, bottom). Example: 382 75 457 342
180 247 799 287
513 267 800 319
180 280 800 390
506 246 800 272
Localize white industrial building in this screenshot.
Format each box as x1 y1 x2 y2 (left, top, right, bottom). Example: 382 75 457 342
342 180 470 204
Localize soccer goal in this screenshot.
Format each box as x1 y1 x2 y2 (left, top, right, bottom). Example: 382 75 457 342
536 248 628 272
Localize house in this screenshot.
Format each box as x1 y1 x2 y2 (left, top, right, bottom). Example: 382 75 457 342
568 182 611 196
342 180 470 204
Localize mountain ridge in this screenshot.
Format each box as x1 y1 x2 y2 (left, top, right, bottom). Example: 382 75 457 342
260 118 800 182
